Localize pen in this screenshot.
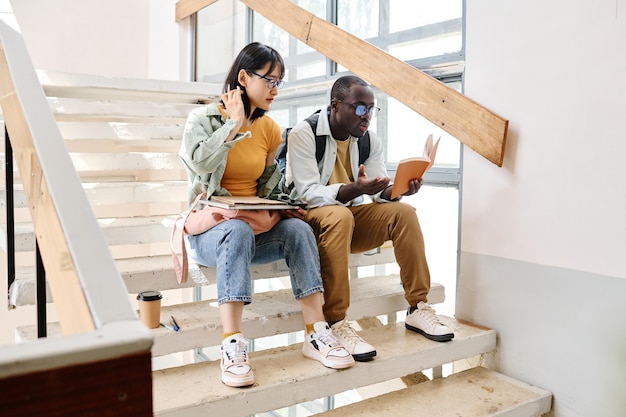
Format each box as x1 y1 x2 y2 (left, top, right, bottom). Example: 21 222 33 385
160 322 174 331
170 315 180 332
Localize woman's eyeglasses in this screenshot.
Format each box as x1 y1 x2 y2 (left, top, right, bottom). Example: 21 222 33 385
336 101 380 118
248 71 285 89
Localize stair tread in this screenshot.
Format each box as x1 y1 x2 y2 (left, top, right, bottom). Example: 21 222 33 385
56 121 184 140
8 246 399 306
152 319 496 416
318 366 552 417
37 69 221 102
16 276 446 357
3 215 178 252
2 181 187 208
48 96 199 122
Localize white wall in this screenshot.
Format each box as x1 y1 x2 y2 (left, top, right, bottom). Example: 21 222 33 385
9 0 189 80
459 0 626 416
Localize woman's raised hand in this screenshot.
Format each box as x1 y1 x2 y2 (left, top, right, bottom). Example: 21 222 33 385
222 86 245 124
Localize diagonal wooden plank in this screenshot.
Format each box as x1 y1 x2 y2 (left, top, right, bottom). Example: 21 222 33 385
241 0 508 166
175 0 219 22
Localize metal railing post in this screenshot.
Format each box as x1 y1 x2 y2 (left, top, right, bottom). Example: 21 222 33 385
36 241 46 337
5 125 47 336
4 126 15 304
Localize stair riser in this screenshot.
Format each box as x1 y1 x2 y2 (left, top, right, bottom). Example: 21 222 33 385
3 184 187 209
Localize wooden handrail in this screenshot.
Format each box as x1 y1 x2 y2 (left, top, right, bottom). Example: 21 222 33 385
176 0 218 22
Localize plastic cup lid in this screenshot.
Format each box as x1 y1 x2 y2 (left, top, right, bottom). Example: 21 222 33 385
136 290 163 301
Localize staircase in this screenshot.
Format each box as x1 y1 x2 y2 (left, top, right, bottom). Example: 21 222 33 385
2 70 552 416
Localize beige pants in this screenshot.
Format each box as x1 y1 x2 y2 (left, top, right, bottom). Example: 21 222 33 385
305 202 431 322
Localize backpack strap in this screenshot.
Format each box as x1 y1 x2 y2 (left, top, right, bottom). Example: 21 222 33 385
303 109 326 163
170 192 207 284
357 131 370 166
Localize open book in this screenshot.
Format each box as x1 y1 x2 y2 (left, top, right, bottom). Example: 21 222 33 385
390 134 440 200
202 195 302 210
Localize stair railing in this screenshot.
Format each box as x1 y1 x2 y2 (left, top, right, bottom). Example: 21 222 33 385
0 18 154 416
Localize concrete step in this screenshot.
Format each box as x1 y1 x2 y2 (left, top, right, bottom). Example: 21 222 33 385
16 276 446 356
57 121 184 141
317 366 552 417
3 181 187 210
8 246 399 307
2 181 187 222
48 97 197 123
37 69 220 103
2 215 177 253
1 152 187 182
151 319 496 416
63 138 180 154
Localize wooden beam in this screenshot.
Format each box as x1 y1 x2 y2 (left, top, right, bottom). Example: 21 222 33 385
240 0 508 166
175 0 219 22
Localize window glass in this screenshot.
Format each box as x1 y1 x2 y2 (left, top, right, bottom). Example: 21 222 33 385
195 0 247 83
337 0 462 70
252 0 327 83
337 0 380 39
389 0 462 31
381 81 462 168
388 185 459 318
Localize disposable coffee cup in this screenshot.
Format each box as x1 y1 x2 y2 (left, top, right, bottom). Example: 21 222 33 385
136 291 162 329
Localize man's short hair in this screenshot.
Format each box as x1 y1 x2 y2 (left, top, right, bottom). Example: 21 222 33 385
330 75 369 102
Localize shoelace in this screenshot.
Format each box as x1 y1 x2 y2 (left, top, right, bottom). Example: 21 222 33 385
415 303 440 326
223 339 249 363
334 322 364 344
315 329 341 347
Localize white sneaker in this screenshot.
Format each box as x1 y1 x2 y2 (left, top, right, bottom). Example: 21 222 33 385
405 302 454 342
220 333 254 387
330 319 376 361
303 322 355 369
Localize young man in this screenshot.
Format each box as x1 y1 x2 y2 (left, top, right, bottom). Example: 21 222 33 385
284 75 454 361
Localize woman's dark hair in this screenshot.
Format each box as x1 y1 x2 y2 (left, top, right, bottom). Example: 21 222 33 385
222 42 285 121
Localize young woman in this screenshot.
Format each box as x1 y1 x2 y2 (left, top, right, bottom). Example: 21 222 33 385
178 43 354 388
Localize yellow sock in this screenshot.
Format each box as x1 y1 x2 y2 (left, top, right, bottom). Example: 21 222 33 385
305 323 315 334
223 331 239 340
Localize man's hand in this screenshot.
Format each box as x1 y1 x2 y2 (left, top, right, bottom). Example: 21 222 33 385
336 165 390 203
380 177 423 201
403 178 423 196
355 164 390 194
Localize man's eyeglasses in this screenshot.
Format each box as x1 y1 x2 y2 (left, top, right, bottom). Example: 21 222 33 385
248 71 285 90
336 101 380 118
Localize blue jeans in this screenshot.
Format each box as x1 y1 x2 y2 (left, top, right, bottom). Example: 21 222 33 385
187 217 323 305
